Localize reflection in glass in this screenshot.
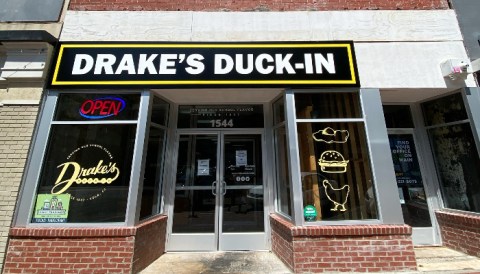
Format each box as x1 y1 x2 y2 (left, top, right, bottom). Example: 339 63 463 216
422 93 480 214
274 126 291 216
298 122 377 221
175 135 218 188
150 97 169 126
34 124 136 223
172 135 218 233
383 105 414 129
223 135 264 232
140 127 167 219
388 134 431 227
172 134 265 234
427 124 480 213
224 135 262 186
172 190 215 233
422 93 468 126
295 92 362 119
273 98 285 125
223 188 264 233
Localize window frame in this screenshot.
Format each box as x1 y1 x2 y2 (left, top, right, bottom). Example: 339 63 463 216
421 90 480 214
285 88 403 226
14 90 151 227
138 96 170 221
272 95 292 219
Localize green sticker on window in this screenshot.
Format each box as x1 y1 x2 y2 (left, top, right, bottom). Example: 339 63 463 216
32 194 71 223
304 205 317 222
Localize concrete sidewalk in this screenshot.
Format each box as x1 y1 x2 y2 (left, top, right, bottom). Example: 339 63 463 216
414 247 480 273
140 247 480 273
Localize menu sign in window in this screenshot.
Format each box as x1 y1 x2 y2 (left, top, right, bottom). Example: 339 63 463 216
388 134 423 186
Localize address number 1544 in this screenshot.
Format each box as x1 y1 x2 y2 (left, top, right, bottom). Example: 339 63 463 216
210 119 234 128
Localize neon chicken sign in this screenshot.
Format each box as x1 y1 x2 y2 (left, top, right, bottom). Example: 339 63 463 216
79 96 126 119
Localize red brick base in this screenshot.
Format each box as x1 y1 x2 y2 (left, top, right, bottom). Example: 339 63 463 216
270 214 417 273
436 210 480 258
4 215 167 274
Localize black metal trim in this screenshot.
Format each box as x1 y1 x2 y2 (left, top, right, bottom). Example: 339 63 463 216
0 30 57 44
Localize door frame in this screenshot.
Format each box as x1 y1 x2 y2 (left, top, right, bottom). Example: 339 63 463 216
165 129 269 251
166 131 220 251
387 128 441 245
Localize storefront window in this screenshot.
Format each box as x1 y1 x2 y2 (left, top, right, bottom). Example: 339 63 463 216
422 93 480 213
55 93 140 121
423 93 468 126
273 98 285 125
140 97 169 219
274 126 291 217
273 98 291 217
383 105 414 128
384 105 432 227
296 93 377 221
295 92 362 119
150 97 169 126
31 93 139 223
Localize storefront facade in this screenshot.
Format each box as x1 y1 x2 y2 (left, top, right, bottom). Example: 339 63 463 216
0 0 67 272
4 2 480 273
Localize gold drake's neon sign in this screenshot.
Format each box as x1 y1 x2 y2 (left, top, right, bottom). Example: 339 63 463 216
51 160 120 195
50 144 120 201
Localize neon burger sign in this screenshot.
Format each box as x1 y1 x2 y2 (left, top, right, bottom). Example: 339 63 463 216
79 96 126 119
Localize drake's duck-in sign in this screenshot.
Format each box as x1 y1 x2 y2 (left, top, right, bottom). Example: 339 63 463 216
49 42 359 89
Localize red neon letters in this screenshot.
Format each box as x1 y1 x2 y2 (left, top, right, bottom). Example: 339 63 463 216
79 97 126 119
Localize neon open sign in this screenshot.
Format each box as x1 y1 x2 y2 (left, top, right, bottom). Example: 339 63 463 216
79 97 126 119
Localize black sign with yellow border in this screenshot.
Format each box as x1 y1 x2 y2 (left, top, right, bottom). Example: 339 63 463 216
48 42 359 89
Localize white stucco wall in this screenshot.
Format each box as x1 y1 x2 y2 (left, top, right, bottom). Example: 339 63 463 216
60 10 477 89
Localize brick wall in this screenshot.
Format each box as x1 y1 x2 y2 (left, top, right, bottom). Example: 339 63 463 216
436 210 480 258
69 0 450 11
4 215 167 273
0 104 39 273
270 214 417 273
271 217 294 270
132 215 167 273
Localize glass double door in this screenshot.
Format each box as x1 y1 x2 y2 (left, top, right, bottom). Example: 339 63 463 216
167 132 266 251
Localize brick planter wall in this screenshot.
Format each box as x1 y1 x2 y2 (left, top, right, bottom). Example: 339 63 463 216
4 215 167 274
436 210 480 257
69 0 450 11
270 214 416 273
132 215 167 273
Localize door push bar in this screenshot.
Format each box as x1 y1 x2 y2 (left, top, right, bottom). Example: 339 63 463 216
212 181 217 196
212 181 228 195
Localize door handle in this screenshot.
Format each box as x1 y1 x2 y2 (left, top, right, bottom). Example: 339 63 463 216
221 181 227 195
212 181 217 196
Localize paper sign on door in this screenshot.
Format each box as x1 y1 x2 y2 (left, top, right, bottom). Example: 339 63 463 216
236 150 247 166
197 159 210 176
